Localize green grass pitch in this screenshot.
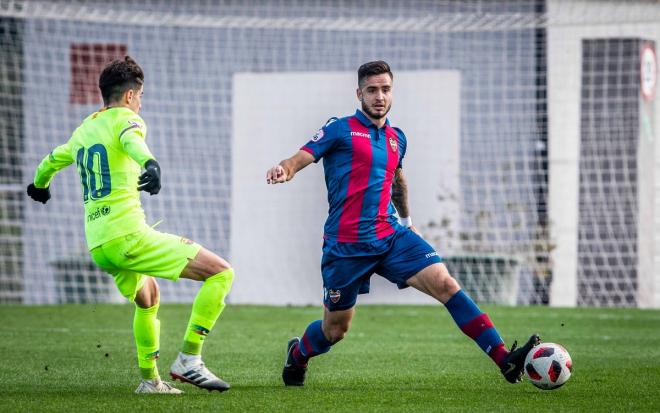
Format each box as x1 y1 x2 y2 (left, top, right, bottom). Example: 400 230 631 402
1 304 659 412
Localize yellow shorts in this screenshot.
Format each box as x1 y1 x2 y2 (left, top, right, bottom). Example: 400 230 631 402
90 226 202 301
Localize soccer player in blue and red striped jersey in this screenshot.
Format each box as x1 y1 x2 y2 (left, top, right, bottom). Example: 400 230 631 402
266 61 540 386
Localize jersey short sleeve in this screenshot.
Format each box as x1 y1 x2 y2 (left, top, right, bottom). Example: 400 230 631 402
300 117 341 163
394 127 407 168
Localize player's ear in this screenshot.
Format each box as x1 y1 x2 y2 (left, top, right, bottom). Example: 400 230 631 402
124 88 134 104
356 87 362 101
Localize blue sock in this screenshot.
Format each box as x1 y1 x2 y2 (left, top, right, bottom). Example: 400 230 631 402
444 290 508 366
292 320 332 366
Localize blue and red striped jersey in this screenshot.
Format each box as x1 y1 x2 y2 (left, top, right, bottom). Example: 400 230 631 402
301 109 408 243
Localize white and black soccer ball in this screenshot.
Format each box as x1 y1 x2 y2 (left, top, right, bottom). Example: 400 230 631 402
524 342 572 390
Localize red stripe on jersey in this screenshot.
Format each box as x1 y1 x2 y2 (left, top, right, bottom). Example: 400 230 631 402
375 126 400 239
337 117 373 243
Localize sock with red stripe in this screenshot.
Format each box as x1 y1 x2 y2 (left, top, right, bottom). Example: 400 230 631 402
291 320 332 367
444 290 509 367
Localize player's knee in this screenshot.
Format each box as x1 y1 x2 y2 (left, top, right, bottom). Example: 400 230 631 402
326 327 348 344
438 266 460 296
324 321 350 343
151 281 160 304
204 263 233 283
135 278 159 308
206 254 232 277
210 267 235 294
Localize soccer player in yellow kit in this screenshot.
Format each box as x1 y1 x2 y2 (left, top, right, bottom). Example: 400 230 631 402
26 56 234 394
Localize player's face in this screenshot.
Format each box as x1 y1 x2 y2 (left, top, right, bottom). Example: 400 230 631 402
357 73 392 120
126 85 143 114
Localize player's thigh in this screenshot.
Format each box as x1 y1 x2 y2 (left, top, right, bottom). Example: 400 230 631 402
109 269 147 302
406 262 460 303
90 243 145 302
321 244 379 312
100 227 202 282
180 247 231 281
321 248 378 312
376 228 442 289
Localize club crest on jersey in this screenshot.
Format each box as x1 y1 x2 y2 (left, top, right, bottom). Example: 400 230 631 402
389 136 398 152
328 289 341 304
312 128 324 142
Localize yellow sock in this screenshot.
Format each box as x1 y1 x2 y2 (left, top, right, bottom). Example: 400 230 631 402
182 268 234 355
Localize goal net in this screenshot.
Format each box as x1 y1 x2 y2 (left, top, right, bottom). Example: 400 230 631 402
0 0 658 307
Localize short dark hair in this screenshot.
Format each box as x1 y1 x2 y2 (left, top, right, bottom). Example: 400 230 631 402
357 60 393 88
99 55 144 106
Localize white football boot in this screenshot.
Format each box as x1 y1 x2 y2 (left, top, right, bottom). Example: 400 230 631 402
170 353 230 392
134 378 183 394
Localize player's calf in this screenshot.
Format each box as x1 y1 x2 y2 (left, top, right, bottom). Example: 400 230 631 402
408 265 520 374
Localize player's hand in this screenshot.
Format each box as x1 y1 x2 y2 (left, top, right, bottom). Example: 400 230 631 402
138 159 161 195
266 165 287 184
27 183 51 204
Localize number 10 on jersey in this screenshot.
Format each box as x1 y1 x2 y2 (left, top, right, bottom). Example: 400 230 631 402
76 144 111 202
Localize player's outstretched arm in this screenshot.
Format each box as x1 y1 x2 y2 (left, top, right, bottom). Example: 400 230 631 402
27 143 74 204
266 150 314 184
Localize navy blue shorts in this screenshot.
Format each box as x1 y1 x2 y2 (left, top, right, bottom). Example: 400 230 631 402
321 228 442 311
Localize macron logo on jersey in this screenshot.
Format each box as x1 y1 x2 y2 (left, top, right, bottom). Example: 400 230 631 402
350 131 370 139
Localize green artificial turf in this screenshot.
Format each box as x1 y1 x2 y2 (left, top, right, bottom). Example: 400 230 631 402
0 304 658 412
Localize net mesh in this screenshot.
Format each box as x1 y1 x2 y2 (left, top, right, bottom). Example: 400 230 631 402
0 0 658 306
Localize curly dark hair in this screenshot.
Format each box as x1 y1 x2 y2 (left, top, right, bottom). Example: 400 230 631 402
98 55 144 106
357 60 393 88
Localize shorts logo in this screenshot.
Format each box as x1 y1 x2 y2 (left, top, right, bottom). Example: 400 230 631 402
389 136 398 152
180 237 193 245
312 128 324 142
425 252 438 259
328 289 341 304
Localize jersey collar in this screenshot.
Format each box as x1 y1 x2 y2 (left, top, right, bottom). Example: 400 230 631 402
355 109 390 129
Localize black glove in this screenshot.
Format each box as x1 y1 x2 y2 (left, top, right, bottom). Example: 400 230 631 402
138 159 161 195
27 183 51 204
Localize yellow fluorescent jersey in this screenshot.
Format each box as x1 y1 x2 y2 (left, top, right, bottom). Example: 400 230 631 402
33 107 155 250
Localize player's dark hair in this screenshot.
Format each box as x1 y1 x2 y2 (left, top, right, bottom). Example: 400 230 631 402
99 55 144 106
357 60 393 88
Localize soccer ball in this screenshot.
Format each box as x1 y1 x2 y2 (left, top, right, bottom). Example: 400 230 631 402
524 342 572 390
